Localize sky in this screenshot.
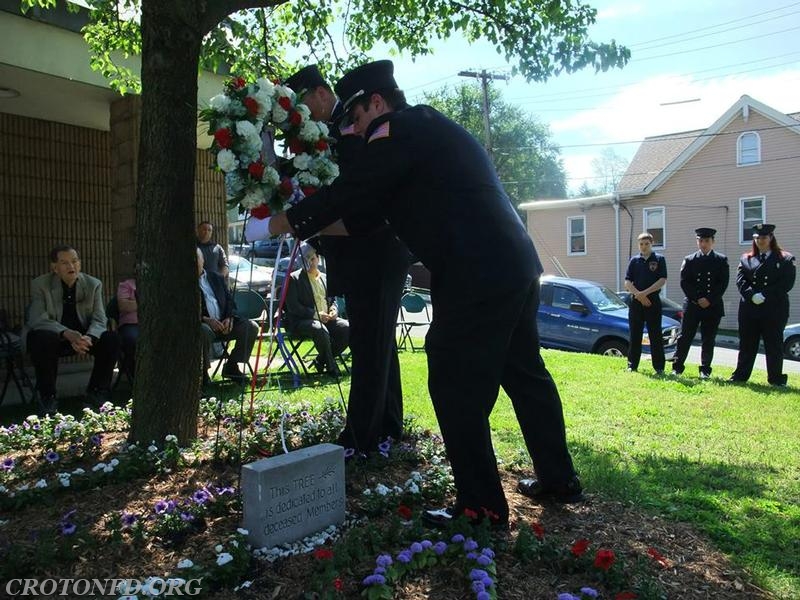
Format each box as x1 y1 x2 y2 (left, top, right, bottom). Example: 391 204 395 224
377 0 800 196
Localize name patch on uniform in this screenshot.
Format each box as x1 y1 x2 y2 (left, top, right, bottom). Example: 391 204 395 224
368 122 391 143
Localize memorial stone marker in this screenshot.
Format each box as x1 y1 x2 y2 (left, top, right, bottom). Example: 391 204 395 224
242 443 345 548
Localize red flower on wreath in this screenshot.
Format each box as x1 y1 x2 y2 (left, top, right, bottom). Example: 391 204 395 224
289 110 303 126
244 96 259 116
615 592 638 600
333 578 343 591
313 548 334 560
301 186 318 198
571 538 590 557
248 161 265 180
278 96 292 110
593 548 616 571
315 139 329 151
231 77 246 90
250 204 271 219
397 504 412 520
278 177 294 197
531 521 545 540
213 128 232 149
289 138 306 155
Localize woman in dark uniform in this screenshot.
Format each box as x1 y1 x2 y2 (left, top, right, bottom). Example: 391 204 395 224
730 224 796 386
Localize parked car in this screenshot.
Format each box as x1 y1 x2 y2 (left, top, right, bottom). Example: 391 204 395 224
538 276 680 358
239 238 288 260
616 291 684 323
228 254 273 298
784 323 800 361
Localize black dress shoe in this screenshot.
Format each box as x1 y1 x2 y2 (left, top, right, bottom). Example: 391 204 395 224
517 476 584 504
221 365 249 383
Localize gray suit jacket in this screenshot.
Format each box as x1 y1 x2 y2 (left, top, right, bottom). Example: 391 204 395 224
23 272 107 350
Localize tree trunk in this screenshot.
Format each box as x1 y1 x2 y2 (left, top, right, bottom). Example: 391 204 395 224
130 0 205 445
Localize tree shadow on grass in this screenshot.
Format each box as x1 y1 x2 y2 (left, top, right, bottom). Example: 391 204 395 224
568 440 800 587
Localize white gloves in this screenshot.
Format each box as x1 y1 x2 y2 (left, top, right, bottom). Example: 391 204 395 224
245 217 272 242
751 292 765 305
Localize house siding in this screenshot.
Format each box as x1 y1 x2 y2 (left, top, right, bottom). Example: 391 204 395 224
526 107 799 331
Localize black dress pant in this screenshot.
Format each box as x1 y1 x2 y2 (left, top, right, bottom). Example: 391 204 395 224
118 324 139 378
337 251 408 451
27 329 120 398
732 302 788 384
627 296 665 371
672 305 721 375
426 278 576 522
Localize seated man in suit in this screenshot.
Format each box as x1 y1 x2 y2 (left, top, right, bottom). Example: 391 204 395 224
283 244 349 376
24 244 120 414
197 248 258 385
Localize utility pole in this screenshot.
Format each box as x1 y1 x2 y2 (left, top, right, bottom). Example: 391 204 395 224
458 69 509 162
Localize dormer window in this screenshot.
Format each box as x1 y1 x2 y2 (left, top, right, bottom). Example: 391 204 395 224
737 132 760 166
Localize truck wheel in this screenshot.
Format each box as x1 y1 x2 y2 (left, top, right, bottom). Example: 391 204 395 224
597 340 628 357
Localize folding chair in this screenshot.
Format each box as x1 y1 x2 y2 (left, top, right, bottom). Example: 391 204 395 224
396 291 430 352
211 290 267 378
0 309 34 406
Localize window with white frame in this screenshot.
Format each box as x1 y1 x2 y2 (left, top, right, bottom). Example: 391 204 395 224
740 196 765 243
643 207 665 248
737 132 761 166
567 216 586 255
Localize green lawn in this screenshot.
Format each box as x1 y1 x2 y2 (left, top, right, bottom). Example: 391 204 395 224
283 346 800 598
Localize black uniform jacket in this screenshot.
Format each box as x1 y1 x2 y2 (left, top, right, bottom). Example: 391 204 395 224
679 250 729 315
736 250 796 317
286 104 542 302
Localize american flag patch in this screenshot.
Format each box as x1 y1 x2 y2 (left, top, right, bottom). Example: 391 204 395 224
368 122 391 143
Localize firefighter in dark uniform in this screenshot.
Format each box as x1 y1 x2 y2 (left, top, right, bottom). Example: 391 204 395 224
730 223 796 386
284 65 411 452
624 232 668 373
247 60 582 527
671 227 729 379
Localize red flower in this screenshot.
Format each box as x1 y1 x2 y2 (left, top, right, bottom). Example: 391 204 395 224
248 161 265 180
278 177 294 196
570 538 590 557
615 593 638 600
482 507 501 522
300 185 317 197
531 521 545 540
213 128 232 149
315 139 329 151
278 96 292 110
244 96 259 115
289 110 302 126
593 548 616 571
288 138 306 154
463 507 479 520
232 77 246 89
250 204 271 220
647 547 669 568
397 504 412 520
313 548 334 560
333 578 343 591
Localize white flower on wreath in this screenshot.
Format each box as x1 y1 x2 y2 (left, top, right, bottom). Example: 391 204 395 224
242 188 266 209
209 93 231 113
225 172 246 199
255 77 275 97
293 153 312 171
262 166 280 187
217 149 239 173
271 104 288 124
295 103 311 120
297 171 321 187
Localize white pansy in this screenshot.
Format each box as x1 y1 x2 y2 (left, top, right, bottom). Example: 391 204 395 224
374 483 390 496
104 465 114 473
72 468 85 475
214 544 223 553
92 463 106 472
216 552 234 566
362 489 371 495
217 149 239 173
176 558 194 569
165 434 177 443
406 481 420 494
110 458 120 467
26 415 39 422
234 581 253 591
209 94 231 112
0 485 7 493
293 153 312 171
237 527 249 535
34 479 47 489
147 445 158 453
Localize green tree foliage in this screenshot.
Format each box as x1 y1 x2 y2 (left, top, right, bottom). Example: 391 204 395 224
19 0 630 443
422 83 567 205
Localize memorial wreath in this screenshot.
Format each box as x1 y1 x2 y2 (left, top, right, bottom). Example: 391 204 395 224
200 76 339 218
